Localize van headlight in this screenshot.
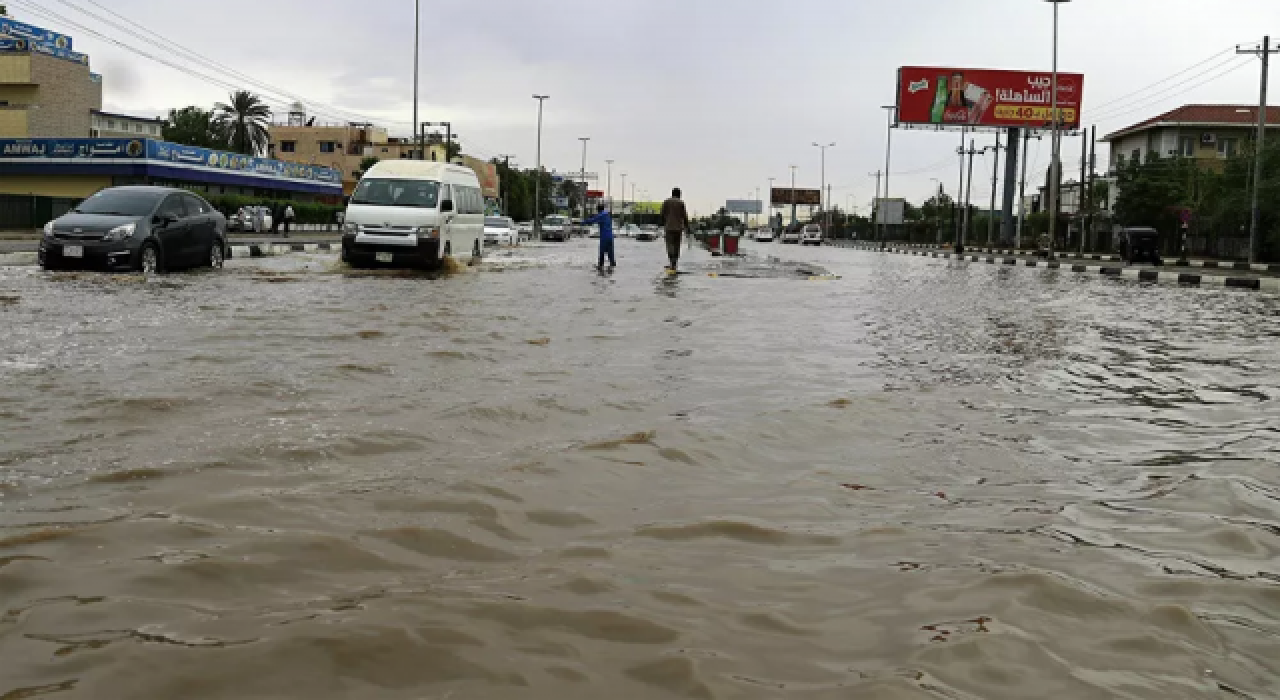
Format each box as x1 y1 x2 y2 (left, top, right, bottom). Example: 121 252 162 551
415 226 440 239
42 221 54 237
102 222 137 242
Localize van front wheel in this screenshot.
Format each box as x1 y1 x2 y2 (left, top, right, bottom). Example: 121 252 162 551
470 240 482 266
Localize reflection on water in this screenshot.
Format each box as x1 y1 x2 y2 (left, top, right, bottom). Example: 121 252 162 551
1 241 1278 699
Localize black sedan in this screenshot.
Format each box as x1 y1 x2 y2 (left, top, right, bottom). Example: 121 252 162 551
40 186 228 274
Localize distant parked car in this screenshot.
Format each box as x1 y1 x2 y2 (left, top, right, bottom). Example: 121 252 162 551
541 215 570 241
780 226 802 244
754 228 774 243
801 224 823 246
484 216 517 246
630 224 653 241
40 185 228 274
515 221 533 240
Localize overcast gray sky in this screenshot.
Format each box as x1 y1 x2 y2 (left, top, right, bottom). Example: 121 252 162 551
19 0 1280 215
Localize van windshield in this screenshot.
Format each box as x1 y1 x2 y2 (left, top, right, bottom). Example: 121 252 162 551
350 178 440 209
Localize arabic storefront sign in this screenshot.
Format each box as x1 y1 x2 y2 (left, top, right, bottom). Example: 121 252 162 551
147 141 342 184
0 139 342 185
0 18 72 50
0 37 89 65
896 67 1084 130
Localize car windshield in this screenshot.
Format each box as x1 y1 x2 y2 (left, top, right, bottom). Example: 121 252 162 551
544 216 568 226
73 189 162 217
485 217 509 227
350 178 440 208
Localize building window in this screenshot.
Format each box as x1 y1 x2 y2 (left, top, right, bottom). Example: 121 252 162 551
280 141 297 153
1218 138 1239 158
1131 148 1141 163
106 119 115 129
319 141 336 153
1180 137 1195 157
381 147 389 153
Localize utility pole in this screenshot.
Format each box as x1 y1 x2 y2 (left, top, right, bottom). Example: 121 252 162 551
767 177 776 231
532 95 549 238
958 140 988 254
412 0 420 160
957 127 967 246
881 106 896 241
1002 128 1020 245
813 142 835 234
789 165 798 227
578 137 590 220
1046 0 1070 261
1017 130 1032 249
869 170 883 242
604 159 614 213
1079 131 1088 254
1238 36 1276 265
988 133 1001 245
1086 125 1097 253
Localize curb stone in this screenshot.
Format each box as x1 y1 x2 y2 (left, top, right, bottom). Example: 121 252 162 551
843 244 1275 293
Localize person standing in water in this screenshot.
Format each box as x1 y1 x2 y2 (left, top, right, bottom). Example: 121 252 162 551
660 187 691 270
582 204 615 271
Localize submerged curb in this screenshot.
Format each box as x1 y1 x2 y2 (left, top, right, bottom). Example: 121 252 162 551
227 242 334 259
842 244 1279 293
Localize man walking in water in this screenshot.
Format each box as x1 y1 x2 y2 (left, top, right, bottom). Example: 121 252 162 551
583 203 615 271
660 187 691 271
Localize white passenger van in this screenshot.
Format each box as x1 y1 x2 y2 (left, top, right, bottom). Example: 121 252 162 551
341 161 485 268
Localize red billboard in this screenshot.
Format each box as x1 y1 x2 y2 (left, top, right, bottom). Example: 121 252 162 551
896 67 1084 130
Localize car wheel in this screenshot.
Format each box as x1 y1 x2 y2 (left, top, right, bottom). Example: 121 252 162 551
38 246 52 270
210 238 225 268
140 243 162 275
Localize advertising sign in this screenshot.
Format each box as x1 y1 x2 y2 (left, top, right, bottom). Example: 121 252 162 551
460 156 500 198
0 138 342 185
874 198 906 226
896 67 1084 130
0 18 72 50
726 200 763 214
771 188 821 206
0 37 89 65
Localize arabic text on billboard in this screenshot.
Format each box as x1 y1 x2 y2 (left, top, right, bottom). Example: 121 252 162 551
896 67 1084 130
771 188 821 206
0 18 72 50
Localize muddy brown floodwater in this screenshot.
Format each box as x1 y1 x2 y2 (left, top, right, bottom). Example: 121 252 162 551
2 239 1279 699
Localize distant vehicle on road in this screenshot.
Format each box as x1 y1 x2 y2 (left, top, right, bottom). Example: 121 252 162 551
341 160 485 268
801 225 823 246
1115 227 1163 266
632 224 654 241
229 206 272 233
484 216 517 246
780 226 802 244
40 185 227 274
515 221 533 240
754 228 774 242
541 215 571 241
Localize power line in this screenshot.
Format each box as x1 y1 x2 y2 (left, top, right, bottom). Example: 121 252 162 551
1087 47 1240 113
1091 57 1256 125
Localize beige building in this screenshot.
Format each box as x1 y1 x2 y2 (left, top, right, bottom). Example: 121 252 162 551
269 123 448 194
91 109 163 139
1102 104 1280 173
0 48 102 138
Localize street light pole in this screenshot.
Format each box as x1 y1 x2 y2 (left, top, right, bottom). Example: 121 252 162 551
1045 0 1071 260
880 106 896 242
813 142 835 235
605 159 614 214
532 95 549 238
578 137 590 220
412 0 420 160
789 165 798 226
767 177 776 231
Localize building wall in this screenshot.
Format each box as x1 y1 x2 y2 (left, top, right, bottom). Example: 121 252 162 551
0 173 111 198
0 52 99 138
1111 124 1278 171
92 113 163 139
270 125 447 194
27 52 99 137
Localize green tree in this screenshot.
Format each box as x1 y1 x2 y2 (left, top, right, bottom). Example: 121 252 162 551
214 90 272 156
162 106 228 150
358 156 380 175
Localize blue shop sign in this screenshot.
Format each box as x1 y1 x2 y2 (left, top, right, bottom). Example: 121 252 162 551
0 18 72 50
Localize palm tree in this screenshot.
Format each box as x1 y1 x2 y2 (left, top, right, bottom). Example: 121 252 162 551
214 90 272 156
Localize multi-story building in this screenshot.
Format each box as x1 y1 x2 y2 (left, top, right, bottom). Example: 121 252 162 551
268 120 448 194
0 42 101 138
90 109 163 139
1101 104 1280 172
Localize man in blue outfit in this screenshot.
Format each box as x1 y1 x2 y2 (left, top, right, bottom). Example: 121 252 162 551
583 204 615 271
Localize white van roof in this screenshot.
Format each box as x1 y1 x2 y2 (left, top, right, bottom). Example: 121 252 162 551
364 160 478 181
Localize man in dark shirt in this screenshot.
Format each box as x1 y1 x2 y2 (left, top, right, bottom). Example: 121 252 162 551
660 187 691 270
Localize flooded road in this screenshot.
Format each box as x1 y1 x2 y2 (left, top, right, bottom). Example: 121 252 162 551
2 239 1279 699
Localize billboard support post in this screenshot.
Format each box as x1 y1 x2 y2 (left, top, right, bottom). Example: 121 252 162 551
1002 128 1020 245
1087 126 1097 252
1016 130 1031 249
961 140 978 254
881 106 895 241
